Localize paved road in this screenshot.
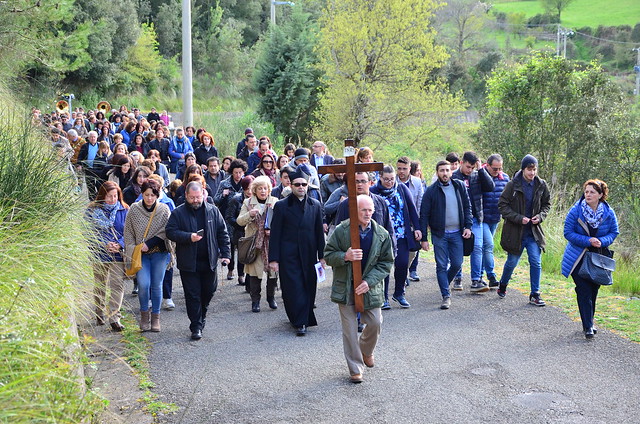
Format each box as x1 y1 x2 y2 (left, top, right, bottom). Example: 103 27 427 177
147 258 640 423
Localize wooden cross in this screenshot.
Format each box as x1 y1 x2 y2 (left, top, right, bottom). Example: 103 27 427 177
318 139 384 313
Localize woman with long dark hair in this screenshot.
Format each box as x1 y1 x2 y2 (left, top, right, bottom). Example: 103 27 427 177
124 180 173 332
86 181 129 331
123 166 152 206
106 154 133 191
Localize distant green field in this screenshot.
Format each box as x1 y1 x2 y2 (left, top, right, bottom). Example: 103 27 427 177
492 0 640 28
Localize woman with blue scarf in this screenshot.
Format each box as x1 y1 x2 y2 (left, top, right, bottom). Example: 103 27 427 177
86 181 129 331
370 165 421 309
561 179 619 339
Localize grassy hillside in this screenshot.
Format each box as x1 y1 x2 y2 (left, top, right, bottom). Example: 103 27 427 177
492 0 640 28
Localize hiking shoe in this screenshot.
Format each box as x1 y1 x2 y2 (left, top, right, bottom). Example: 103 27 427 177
529 294 546 307
452 278 463 291
381 300 391 310
497 284 507 298
488 276 499 289
162 298 175 310
470 280 489 293
440 296 451 310
409 271 420 282
392 295 411 308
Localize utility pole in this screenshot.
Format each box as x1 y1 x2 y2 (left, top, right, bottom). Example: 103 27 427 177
182 0 193 127
633 47 640 97
270 1 295 26
557 27 574 59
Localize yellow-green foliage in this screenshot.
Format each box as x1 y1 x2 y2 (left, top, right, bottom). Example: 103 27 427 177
313 0 467 155
0 85 100 422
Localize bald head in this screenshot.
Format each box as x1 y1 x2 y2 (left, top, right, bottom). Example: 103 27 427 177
357 195 374 227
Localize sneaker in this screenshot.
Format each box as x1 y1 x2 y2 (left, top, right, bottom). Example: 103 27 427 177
440 296 451 310
405 278 410 288
409 271 420 282
357 322 364 333
488 276 499 289
529 294 546 307
162 298 175 310
452 278 463 291
497 284 507 298
392 295 411 308
470 280 489 293
381 300 391 310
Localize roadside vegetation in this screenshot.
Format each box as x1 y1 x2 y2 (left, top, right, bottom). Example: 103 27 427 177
0 84 103 422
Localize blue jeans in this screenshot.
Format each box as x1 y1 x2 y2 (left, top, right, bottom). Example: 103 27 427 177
498 234 541 295
481 222 498 279
455 218 484 281
432 231 464 298
136 251 168 313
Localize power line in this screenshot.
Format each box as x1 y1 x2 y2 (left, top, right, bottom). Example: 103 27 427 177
573 31 640 46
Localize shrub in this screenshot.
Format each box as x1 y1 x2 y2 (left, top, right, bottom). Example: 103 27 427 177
0 84 101 422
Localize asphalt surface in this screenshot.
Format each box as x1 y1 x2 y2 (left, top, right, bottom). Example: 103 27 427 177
147 257 640 423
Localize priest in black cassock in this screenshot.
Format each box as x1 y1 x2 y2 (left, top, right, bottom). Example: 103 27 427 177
269 168 325 336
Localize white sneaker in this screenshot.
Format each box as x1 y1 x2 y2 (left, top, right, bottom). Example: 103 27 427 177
162 298 175 310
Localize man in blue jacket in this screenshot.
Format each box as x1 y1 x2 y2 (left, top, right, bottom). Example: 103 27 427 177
166 182 231 340
481 154 510 288
420 160 472 310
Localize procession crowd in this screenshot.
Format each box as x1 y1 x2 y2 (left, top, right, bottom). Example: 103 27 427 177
35 104 619 383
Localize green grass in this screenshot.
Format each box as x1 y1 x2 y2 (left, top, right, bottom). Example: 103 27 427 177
0 84 103 422
492 0 640 28
120 313 179 417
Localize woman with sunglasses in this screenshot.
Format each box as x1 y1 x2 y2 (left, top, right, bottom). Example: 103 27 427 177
251 153 277 187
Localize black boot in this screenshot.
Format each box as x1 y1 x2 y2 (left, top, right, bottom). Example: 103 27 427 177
267 297 278 310
132 279 139 296
252 301 260 313
266 278 278 309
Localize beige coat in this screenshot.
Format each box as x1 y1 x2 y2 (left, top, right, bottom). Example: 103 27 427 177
236 195 278 279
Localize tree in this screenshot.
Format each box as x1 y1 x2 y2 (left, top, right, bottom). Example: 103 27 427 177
254 8 322 142
476 52 635 199
540 0 575 22
437 0 491 62
313 0 466 154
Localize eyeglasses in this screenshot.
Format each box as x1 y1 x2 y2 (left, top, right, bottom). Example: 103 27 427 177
382 177 395 183
491 167 503 172
262 161 274 164
292 182 308 187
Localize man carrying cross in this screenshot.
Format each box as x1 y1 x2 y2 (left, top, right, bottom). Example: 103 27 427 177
324 195 394 383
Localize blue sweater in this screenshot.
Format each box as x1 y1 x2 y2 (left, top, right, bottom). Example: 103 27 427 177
561 199 619 277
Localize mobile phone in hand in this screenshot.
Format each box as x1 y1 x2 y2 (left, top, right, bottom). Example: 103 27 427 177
196 229 204 237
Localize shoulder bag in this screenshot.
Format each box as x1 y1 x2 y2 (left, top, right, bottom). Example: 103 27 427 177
576 219 615 285
125 206 157 277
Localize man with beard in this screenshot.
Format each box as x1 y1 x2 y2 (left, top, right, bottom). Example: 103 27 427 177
269 169 325 336
166 182 231 340
420 160 472 310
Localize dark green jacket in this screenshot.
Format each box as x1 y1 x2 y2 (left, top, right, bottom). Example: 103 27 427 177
498 170 551 255
324 219 394 309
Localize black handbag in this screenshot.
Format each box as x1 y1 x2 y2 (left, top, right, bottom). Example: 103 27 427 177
463 232 475 256
576 219 615 285
237 233 258 265
578 250 615 285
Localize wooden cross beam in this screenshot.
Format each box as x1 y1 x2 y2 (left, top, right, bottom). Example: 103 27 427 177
318 139 384 313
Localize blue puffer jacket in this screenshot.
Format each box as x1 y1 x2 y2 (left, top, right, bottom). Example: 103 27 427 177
482 171 510 225
561 198 619 277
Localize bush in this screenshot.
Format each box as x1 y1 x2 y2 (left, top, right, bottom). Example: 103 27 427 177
0 84 101 422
